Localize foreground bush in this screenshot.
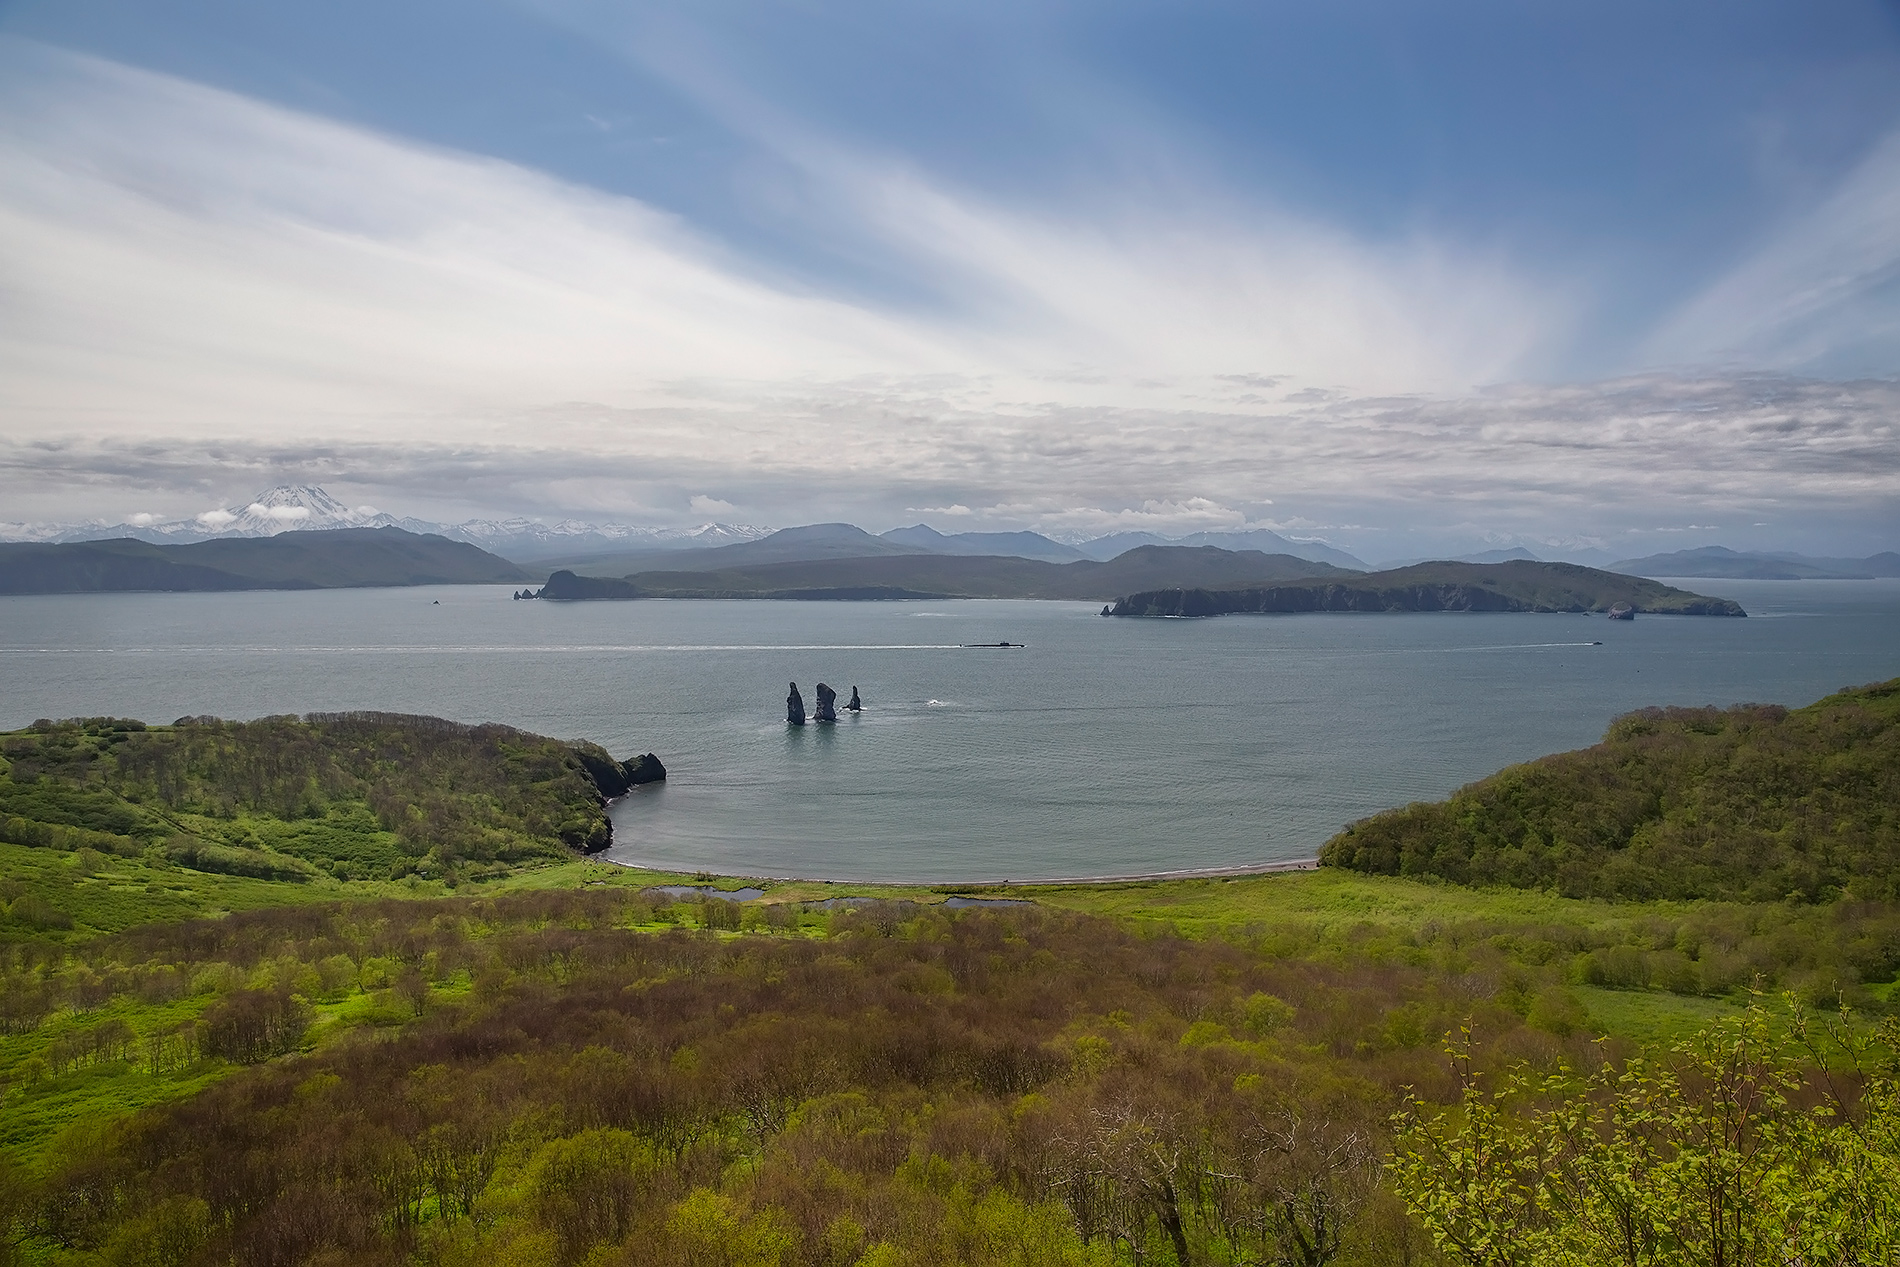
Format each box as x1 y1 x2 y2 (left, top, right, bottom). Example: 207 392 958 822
1392 999 1900 1266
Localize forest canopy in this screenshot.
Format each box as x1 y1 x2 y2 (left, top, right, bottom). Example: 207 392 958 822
0 713 661 887
1319 677 1900 902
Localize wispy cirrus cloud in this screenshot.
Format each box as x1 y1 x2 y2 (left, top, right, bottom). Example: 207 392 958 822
1646 126 1900 376
0 37 1560 441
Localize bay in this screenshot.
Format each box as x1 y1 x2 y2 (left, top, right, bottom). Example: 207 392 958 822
1 579 1896 882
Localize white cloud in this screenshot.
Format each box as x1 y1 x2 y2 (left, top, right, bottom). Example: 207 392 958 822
4 369 1895 544
194 508 236 527
249 503 310 521
0 38 1561 451
688 494 734 515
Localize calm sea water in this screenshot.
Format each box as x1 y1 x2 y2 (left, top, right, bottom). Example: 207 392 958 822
2 580 1896 882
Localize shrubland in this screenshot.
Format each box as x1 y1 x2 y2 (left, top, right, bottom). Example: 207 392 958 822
5 889 1554 1266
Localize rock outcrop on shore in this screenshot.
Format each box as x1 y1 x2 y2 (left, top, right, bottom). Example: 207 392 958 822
788 683 806 725
815 683 838 722
571 744 668 805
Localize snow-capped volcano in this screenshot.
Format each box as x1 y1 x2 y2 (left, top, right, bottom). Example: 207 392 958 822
194 486 395 537
66 485 398 544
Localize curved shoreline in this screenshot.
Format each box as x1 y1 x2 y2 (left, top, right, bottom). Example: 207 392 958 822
599 855 1319 889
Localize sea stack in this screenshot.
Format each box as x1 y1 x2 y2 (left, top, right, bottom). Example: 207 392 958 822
787 682 806 725
814 682 838 723
847 686 861 712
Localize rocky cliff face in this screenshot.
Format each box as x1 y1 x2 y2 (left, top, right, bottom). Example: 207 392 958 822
571 744 669 800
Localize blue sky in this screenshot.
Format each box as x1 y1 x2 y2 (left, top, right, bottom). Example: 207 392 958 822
1 0 1897 555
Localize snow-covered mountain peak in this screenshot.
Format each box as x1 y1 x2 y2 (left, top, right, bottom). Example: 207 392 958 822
195 485 391 536
3 485 774 556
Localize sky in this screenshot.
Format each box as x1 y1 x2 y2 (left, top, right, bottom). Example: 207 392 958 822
1 0 1898 558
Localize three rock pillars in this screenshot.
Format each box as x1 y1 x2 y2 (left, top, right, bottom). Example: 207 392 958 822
787 682 862 725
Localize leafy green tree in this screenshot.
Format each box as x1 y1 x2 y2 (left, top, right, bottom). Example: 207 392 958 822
526 1128 659 1263
1390 1001 1900 1266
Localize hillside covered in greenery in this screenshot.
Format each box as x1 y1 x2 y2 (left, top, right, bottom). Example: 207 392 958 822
1321 678 1900 901
1112 560 1745 618
1 697 1898 1265
0 714 662 893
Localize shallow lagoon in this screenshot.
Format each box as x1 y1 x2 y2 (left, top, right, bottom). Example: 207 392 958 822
1 579 1895 881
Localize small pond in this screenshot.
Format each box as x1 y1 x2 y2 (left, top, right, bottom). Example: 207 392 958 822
647 885 767 902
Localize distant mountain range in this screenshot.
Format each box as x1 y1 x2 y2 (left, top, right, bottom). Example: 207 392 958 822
1373 547 1547 568
540 545 1358 602
2 485 1367 570
539 521 1371 574
0 528 530 594
1073 528 1368 569
1609 546 1900 580
0 485 772 560
23 485 1885 584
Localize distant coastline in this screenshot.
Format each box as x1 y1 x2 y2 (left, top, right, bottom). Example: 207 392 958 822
1109 562 1746 618
538 555 1746 616
0 527 529 594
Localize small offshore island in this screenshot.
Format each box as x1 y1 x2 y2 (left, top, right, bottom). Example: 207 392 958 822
1107 560 1746 618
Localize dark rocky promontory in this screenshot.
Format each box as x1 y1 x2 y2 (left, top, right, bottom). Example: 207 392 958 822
788 683 806 726
572 746 667 799
815 683 838 723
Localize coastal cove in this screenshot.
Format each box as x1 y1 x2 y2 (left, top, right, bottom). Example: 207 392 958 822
1 579 1896 883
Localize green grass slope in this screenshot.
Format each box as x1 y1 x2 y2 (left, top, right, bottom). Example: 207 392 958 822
1320 677 1900 901
0 527 530 594
1111 559 1745 617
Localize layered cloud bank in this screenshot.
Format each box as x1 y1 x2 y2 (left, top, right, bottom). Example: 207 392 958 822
0 38 1896 555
